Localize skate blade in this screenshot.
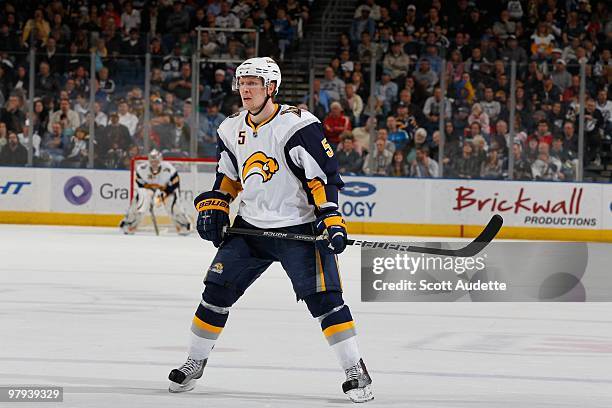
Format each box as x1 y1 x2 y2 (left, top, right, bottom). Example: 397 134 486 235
168 379 196 393
345 384 374 403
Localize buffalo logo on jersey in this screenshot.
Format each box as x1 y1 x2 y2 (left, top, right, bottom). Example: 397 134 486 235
241 151 279 183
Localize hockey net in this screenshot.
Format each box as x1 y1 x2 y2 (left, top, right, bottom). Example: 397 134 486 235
129 156 217 234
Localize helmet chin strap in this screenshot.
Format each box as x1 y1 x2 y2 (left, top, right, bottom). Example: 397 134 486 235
248 92 271 117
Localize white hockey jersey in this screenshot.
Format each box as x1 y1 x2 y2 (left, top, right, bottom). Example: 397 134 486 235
135 161 181 195
213 104 344 228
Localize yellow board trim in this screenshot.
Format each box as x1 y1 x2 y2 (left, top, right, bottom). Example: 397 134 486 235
1 211 611 242
323 321 355 338
192 316 223 334
0 211 124 226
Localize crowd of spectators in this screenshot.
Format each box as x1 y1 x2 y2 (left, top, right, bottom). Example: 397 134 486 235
0 0 310 168
305 0 611 181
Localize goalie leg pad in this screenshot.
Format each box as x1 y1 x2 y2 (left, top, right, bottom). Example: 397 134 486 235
163 192 192 234
120 189 152 233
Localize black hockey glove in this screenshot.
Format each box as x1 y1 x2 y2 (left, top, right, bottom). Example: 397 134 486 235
315 210 347 254
194 191 231 247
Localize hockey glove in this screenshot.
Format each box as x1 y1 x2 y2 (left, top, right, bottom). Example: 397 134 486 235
194 191 231 247
315 210 348 254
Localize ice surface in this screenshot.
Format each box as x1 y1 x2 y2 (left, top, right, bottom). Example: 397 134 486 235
1 225 611 407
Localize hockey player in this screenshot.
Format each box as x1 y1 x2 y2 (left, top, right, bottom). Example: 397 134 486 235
120 150 191 235
168 57 373 403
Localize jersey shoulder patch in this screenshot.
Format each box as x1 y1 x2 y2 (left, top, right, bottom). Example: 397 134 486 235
280 105 302 118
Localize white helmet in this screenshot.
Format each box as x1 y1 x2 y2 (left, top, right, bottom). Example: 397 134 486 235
234 57 281 95
148 149 163 170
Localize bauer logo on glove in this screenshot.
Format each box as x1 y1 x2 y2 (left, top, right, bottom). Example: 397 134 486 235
196 198 230 213
194 191 232 247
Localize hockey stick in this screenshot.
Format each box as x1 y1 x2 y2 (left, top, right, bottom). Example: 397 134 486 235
150 193 160 236
225 214 503 257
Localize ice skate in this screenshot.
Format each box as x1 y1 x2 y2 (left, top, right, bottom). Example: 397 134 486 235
168 357 207 393
119 219 136 235
342 359 373 403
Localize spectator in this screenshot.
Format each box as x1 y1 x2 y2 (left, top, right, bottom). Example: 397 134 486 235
550 136 576 180
385 115 409 152
532 143 563 181
98 66 116 97
120 2 141 37
22 9 50 47
386 150 409 177
383 42 410 81
579 98 605 165
202 69 232 110
100 112 132 169
62 128 89 168
493 10 516 41
273 8 293 60
363 138 393 176
350 7 376 44
413 58 439 93
0 121 7 150
490 120 509 155
48 99 80 133
166 1 191 38
336 134 363 175
321 66 346 102
162 43 189 81
411 146 439 178
551 59 572 92
375 128 396 154
167 63 202 101
35 61 60 99
323 102 352 149
423 87 452 134
468 103 491 136
217 2 241 29
452 141 479 179
94 101 108 127
354 0 381 21
200 103 226 158
352 116 376 154
164 110 190 157
374 70 398 116
357 31 380 66
595 89 612 132
117 100 138 137
302 79 331 121
340 84 364 126
0 131 27 166
481 87 501 123
42 122 67 167
1 94 26 134
480 147 503 179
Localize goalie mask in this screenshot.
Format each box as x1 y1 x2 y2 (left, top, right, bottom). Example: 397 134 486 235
233 57 281 115
148 149 162 173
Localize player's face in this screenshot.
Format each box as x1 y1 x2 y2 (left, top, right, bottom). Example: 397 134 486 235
238 76 268 111
150 159 161 172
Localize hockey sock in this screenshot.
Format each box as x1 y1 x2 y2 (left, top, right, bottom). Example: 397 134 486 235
319 305 361 370
188 301 229 360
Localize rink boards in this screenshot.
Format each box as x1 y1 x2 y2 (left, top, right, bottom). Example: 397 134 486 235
0 167 611 242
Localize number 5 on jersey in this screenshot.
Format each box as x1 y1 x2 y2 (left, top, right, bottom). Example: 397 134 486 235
322 138 334 157
238 130 247 145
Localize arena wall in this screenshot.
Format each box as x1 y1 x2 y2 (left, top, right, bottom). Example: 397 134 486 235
1 167 610 242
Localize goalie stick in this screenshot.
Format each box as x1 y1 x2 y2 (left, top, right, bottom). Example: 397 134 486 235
149 191 160 236
224 215 503 257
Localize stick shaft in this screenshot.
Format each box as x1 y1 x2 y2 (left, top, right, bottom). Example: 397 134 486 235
225 215 503 257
